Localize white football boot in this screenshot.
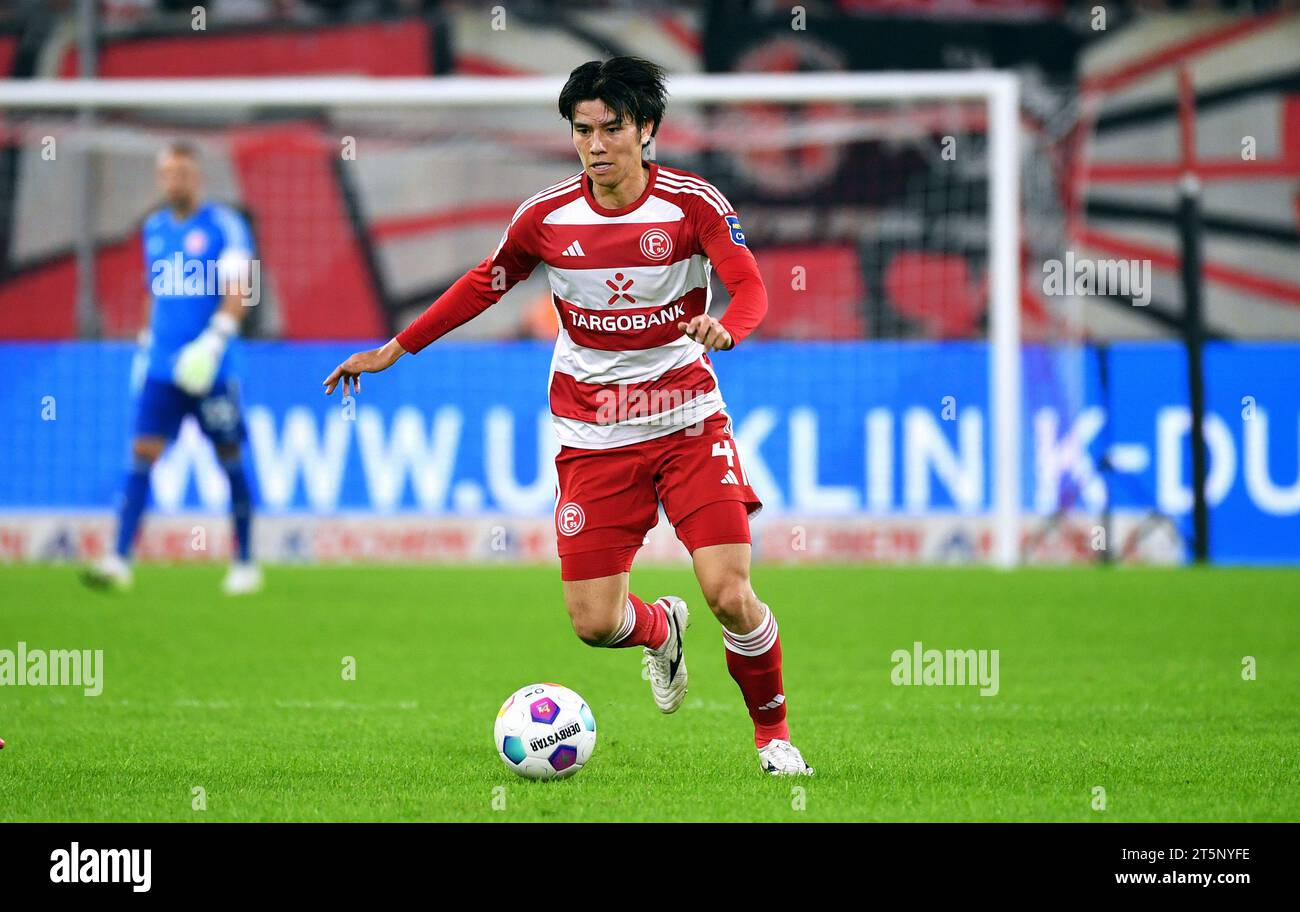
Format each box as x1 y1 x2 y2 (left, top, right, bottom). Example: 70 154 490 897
222 562 263 596
758 739 815 776
79 554 133 592
641 596 690 713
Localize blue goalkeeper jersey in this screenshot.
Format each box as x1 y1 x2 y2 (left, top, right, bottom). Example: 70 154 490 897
142 200 254 384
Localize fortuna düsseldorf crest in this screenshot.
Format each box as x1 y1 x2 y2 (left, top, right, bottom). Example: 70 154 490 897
639 228 672 261
557 502 586 536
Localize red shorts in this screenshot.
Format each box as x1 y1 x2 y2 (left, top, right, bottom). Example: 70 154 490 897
554 411 763 580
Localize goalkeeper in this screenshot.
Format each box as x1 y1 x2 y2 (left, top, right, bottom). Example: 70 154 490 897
82 141 260 595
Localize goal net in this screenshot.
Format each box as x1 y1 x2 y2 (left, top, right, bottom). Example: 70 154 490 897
0 74 1080 568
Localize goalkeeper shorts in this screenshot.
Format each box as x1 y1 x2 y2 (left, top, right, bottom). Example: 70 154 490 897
133 377 247 446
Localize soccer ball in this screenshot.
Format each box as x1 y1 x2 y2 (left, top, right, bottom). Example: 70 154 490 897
493 682 596 780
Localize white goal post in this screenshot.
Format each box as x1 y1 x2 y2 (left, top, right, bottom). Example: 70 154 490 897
0 72 1022 567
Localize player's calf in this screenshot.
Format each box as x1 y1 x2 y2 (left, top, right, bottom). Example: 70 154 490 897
722 603 812 773
564 587 668 651
83 437 166 592
216 443 257 592
562 578 688 712
691 542 805 766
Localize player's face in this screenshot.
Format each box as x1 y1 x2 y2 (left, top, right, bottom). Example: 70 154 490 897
156 151 202 212
571 100 651 191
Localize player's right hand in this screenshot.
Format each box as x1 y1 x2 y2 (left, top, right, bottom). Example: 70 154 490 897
323 339 406 397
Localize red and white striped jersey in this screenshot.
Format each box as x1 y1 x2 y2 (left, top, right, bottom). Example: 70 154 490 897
397 161 767 450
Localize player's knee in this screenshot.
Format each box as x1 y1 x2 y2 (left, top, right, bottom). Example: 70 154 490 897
566 599 623 646
703 577 760 629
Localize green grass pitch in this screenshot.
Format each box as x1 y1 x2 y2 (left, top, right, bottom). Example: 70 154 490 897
1 563 1297 822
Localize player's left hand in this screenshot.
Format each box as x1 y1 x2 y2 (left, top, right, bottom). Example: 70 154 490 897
323 341 405 398
678 315 734 352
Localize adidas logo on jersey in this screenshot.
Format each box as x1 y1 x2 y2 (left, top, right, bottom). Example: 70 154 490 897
721 470 739 485
562 240 586 257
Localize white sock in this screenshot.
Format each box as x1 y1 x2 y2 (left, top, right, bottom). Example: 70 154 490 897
722 602 777 656
602 598 638 647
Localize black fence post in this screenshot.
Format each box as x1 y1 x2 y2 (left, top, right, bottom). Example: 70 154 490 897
1178 173 1210 563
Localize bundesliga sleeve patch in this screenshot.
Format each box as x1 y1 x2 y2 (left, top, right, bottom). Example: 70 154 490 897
724 215 747 247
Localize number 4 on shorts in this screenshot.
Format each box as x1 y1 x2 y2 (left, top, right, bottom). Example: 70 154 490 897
713 440 747 484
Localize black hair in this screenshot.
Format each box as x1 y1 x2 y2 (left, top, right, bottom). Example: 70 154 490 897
558 56 668 145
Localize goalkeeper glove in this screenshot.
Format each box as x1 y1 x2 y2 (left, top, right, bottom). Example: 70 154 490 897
173 311 238 397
